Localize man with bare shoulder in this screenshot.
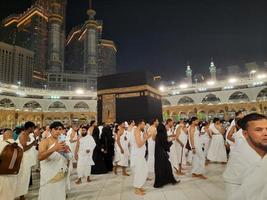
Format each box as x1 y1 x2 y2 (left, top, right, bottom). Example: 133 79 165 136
38 121 69 200
147 118 159 178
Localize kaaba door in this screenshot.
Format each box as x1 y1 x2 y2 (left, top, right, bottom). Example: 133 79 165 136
102 94 116 123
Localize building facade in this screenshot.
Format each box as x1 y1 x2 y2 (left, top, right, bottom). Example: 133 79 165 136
162 75 267 121
0 82 96 128
0 0 117 89
0 42 34 86
63 4 117 90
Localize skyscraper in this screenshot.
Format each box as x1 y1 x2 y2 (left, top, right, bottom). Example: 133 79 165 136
64 0 117 89
0 0 117 89
209 58 217 80
47 0 66 73
185 63 192 85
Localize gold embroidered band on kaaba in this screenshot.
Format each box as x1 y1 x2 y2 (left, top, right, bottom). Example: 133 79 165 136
97 84 162 99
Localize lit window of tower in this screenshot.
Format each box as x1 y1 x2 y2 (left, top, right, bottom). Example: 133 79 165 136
209 58 217 80
186 62 192 85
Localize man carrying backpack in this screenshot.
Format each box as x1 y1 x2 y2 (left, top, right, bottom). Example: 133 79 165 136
0 129 23 200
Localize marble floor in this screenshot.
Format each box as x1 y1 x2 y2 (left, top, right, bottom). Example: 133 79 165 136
26 163 226 200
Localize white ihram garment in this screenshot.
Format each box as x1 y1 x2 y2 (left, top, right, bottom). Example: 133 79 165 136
133 132 148 188
228 155 267 200
147 127 156 173
189 126 205 175
128 128 137 167
147 137 155 173
207 123 227 162
117 131 130 167
29 133 37 167
223 138 262 199
15 137 34 197
175 126 188 166
77 135 96 178
38 144 68 200
0 139 19 200
167 129 179 170
225 120 235 147
68 129 78 161
200 127 211 158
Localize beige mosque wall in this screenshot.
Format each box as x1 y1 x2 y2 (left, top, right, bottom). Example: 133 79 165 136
162 101 267 121
0 110 96 129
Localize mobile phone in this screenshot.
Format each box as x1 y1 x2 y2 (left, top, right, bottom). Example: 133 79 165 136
58 134 66 142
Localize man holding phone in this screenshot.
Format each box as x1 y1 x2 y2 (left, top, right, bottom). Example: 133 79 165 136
38 121 69 200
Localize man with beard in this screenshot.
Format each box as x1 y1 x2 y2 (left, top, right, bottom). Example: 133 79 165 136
75 126 96 184
223 113 267 200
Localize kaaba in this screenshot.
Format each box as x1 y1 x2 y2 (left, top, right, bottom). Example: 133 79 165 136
97 71 163 124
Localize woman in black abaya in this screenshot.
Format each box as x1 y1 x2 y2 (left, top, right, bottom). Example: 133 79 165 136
154 123 178 188
89 121 108 174
100 125 115 172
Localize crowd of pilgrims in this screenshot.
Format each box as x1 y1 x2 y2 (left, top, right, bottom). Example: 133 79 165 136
0 111 267 199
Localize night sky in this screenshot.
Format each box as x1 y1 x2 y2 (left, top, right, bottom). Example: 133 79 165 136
1 0 267 81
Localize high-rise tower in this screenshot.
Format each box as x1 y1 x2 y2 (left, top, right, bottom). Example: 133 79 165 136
209 58 217 80
186 63 192 85
84 0 100 81
47 0 66 72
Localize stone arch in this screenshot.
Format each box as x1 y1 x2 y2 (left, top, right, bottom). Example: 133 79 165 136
73 101 90 111
178 96 194 105
229 91 249 103
23 100 42 111
48 101 67 112
256 88 267 101
202 94 221 104
162 98 171 106
0 98 16 109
